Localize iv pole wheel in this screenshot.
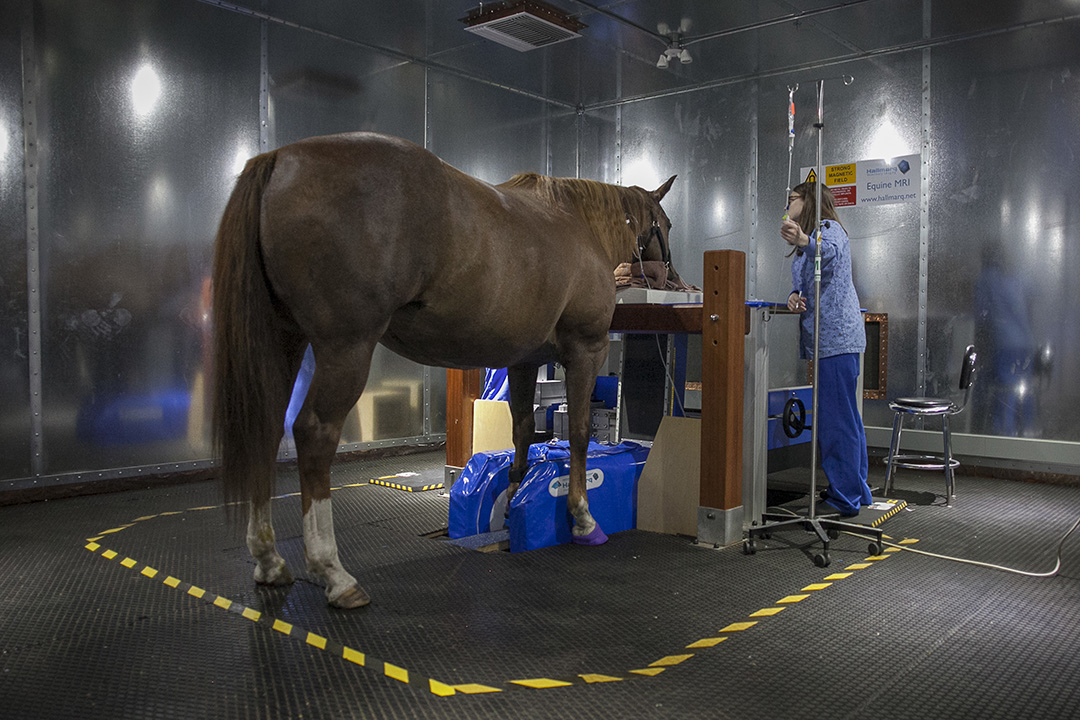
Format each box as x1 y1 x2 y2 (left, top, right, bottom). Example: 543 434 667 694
827 528 839 540
743 538 757 555
813 550 831 568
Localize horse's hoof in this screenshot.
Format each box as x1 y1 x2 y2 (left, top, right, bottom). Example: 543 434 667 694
571 524 608 546
254 563 295 586
329 584 371 609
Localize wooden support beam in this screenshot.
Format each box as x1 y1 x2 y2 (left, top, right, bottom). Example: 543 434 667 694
700 250 745 511
445 368 483 468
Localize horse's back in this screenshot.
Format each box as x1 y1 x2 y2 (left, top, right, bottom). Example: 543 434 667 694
258 132 615 369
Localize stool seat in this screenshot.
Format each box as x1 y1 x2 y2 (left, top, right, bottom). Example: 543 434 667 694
889 397 955 414
884 346 977 506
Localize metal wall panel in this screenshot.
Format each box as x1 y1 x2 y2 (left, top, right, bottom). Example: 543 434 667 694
266 0 429 59
4 0 1077 486
576 108 619 183
928 29 1080 441
34 0 260 475
427 73 551 183
0 2 31 480
620 83 755 288
267 22 432 444
268 23 427 147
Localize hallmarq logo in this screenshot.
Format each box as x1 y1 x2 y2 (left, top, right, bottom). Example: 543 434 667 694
547 469 605 497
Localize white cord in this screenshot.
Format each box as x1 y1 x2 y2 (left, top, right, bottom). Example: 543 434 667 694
763 505 1080 578
859 513 1080 578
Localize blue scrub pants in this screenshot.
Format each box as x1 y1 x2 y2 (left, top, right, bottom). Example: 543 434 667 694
817 353 872 515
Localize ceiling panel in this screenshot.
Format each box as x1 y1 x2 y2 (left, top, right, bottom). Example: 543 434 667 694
218 0 1080 110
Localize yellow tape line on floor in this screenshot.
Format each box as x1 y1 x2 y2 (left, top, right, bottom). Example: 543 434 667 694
81 493 911 696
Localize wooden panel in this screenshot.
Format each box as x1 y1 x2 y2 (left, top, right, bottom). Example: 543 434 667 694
636 416 701 536
610 302 751 335
445 368 482 467
863 313 888 399
610 304 702 334
472 399 514 453
700 251 745 511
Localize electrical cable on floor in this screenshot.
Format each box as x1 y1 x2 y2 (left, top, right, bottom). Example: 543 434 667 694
764 505 1080 578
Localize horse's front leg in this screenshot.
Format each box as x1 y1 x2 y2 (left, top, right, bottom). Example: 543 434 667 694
506 363 540 501
247 499 294 585
293 344 375 609
564 342 609 545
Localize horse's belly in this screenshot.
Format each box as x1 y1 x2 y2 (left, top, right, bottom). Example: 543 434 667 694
381 311 558 369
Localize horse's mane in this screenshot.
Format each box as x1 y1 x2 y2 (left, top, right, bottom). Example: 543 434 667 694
503 173 647 260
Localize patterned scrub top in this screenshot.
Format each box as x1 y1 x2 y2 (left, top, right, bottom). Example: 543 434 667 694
790 220 865 360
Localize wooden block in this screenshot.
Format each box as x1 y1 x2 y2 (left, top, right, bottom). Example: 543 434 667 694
472 399 514 453
636 416 701 536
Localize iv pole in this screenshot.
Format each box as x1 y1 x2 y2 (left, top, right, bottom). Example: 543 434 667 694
744 77 884 568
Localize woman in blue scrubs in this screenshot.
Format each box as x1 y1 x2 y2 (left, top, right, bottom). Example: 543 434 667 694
781 182 872 517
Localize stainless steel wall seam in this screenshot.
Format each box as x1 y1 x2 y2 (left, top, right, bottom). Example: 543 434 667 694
917 0 931 397
748 81 759 300
260 17 270 152
20 4 42 478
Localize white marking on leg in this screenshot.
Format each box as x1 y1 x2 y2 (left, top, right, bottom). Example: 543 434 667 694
303 498 360 604
247 502 293 585
570 497 597 536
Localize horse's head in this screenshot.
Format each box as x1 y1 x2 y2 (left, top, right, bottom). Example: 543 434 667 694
627 175 686 284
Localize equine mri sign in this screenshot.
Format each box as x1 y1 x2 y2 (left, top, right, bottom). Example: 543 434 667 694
801 153 920 207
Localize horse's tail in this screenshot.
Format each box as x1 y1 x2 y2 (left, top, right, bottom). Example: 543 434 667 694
211 150 287 517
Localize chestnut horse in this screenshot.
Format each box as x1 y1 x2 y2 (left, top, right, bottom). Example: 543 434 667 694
212 132 680 608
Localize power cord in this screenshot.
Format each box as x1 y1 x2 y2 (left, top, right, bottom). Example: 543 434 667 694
763 505 1080 578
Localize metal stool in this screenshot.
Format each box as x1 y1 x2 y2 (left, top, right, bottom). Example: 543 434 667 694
884 345 977 506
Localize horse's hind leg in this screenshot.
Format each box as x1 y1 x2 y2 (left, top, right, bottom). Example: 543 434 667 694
293 340 377 609
249 336 306 586
506 363 539 500
249 501 294 586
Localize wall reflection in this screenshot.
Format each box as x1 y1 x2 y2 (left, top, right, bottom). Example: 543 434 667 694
2 0 1078 486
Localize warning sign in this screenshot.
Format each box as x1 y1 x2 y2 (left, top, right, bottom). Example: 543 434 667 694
831 185 857 206
826 163 856 186
801 154 920 208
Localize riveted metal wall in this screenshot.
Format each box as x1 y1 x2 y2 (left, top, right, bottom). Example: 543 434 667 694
3 0 1079 490
31 0 260 479
1 3 32 481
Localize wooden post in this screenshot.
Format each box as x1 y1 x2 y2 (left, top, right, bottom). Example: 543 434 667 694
445 368 483 468
700 250 745 512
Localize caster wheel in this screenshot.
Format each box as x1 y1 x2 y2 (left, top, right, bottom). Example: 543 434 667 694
869 542 883 555
760 531 772 540
827 528 839 540
743 539 756 555
813 551 831 568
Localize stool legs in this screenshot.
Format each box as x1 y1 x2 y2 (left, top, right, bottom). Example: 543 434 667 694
884 411 904 496
942 414 955 506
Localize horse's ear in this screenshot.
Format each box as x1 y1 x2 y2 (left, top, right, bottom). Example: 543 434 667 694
650 175 677 202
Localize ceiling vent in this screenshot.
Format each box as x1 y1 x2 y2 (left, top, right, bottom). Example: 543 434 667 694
461 1 586 52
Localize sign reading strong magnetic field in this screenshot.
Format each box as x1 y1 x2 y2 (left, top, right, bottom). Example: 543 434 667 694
800 154 920 207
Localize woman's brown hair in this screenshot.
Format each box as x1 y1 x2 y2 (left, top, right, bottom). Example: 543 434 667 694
791 181 843 236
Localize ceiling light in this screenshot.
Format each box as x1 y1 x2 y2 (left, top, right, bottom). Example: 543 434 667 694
678 48 692 64
657 53 669 69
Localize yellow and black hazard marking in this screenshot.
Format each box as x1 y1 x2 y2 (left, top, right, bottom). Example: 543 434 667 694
80 491 917 697
83 538 458 697
868 498 907 527
368 473 443 492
